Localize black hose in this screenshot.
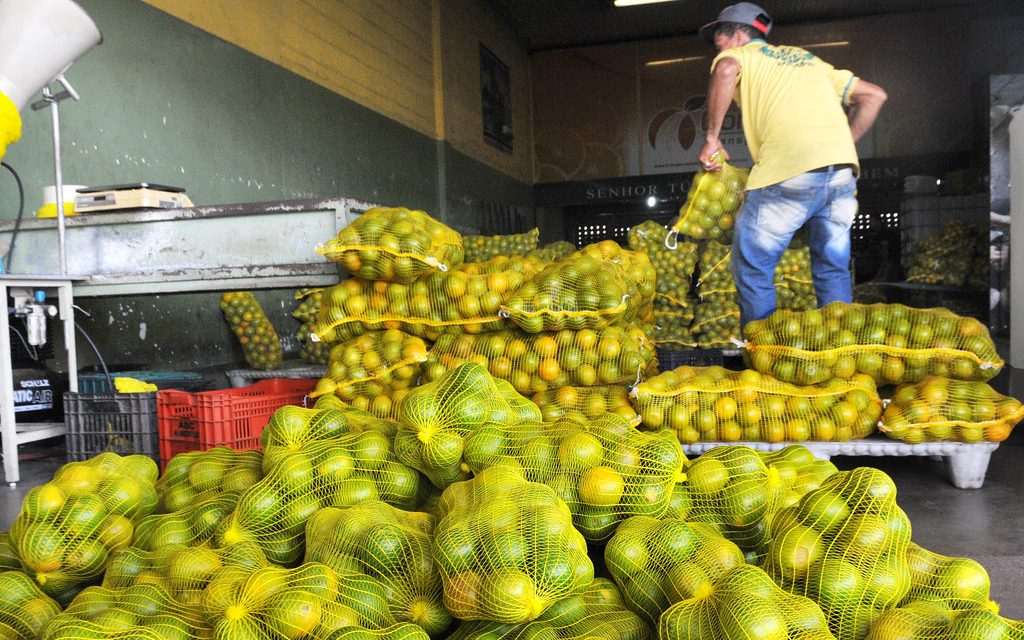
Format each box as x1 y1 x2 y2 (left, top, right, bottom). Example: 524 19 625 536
1 161 25 273
74 321 113 392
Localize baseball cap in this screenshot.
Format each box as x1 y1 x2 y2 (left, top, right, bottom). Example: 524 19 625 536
699 3 773 44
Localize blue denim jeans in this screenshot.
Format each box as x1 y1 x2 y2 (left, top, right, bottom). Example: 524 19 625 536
731 167 858 331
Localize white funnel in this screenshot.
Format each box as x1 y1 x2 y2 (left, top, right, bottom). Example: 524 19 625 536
0 0 101 111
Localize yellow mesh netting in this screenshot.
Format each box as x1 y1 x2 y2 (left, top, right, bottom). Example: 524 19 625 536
432 466 593 624
8 454 158 603
670 162 748 242
157 448 263 512
775 245 817 311
0 90 22 162
133 494 239 551
653 308 698 349
743 302 1004 386
43 582 212 639
869 602 1022 640
905 220 988 287
305 501 451 636
314 255 546 342
528 241 576 262
103 541 268 605
424 326 656 396
213 437 423 565
657 564 834 640
446 577 648 639
461 414 685 541
327 623 432 639
0 532 21 571
697 240 736 299
765 466 913 640
319 207 465 283
294 288 331 365
202 563 396 638
628 220 699 301
880 377 1024 443
902 541 996 612
261 403 400 455
632 365 882 442
394 362 542 489
463 228 540 262
757 445 838 509
0 570 60 640
311 330 429 420
576 241 658 312
531 385 640 426
220 291 283 370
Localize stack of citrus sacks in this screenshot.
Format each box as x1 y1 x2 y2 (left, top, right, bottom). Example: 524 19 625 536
4 352 1021 639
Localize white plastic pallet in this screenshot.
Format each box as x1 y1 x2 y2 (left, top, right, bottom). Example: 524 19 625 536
225 365 326 389
682 437 999 490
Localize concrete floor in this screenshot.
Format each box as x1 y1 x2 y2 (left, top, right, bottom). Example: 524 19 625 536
2 369 1023 620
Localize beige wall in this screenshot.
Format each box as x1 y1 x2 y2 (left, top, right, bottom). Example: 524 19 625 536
143 0 533 183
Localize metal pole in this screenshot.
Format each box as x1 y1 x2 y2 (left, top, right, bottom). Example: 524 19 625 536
43 85 68 276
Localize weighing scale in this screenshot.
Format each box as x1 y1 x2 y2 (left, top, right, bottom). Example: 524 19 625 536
74 182 194 213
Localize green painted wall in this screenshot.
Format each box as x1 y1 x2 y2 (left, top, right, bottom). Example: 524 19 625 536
0 0 531 379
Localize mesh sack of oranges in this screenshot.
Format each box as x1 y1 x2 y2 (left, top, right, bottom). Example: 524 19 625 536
743 302 1005 387
220 291 283 370
657 563 834 640
902 542 996 612
691 299 741 349
674 446 788 564
0 532 22 571
631 365 882 443
314 256 545 343
880 376 1024 444
463 228 540 262
261 402 400 453
213 435 423 565
905 220 986 287
628 220 699 299
305 501 451 636
528 240 576 262
868 601 1022 640
293 288 331 365
757 445 839 509
424 325 656 396
318 207 465 283
327 624 431 639
8 454 158 603
103 540 268 605
446 577 649 640
201 563 396 639
432 466 594 624
0 570 60 640
500 250 649 333
394 362 542 490
576 240 658 310
157 447 264 512
696 240 736 298
531 384 640 425
461 413 685 541
42 582 212 640
764 467 913 640
132 494 239 551
603 516 746 628
669 162 748 243
775 245 817 312
310 330 429 418
653 308 698 348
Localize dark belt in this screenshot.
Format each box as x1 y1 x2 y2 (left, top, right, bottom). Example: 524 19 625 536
808 163 855 173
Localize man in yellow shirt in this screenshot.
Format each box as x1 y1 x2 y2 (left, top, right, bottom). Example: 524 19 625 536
697 2 887 331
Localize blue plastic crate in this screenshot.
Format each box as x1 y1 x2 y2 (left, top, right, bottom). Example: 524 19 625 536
78 370 208 394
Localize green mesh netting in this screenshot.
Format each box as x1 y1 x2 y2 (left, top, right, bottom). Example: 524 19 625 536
424 325 656 396
318 207 465 283
432 467 593 624
462 414 684 541
605 515 745 628
631 365 882 442
531 385 640 426
905 220 988 288
394 362 542 489
881 377 1024 443
133 494 238 551
765 467 913 640
670 163 748 242
214 437 423 565
653 308 698 349
743 302 1004 386
657 564 834 640
157 448 263 513
220 291 283 370
0 570 61 640
9 454 158 602
463 228 540 262
305 501 451 636
446 577 649 639
43 582 212 639
103 541 269 606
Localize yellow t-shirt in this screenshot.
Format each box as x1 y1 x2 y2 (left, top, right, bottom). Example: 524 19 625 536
711 40 860 190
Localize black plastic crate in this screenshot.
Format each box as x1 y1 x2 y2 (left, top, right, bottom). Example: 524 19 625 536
657 349 726 371
64 392 159 463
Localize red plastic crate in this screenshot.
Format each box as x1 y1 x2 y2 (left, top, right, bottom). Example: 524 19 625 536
158 378 315 468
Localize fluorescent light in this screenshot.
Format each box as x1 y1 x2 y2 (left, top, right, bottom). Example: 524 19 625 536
802 41 849 49
614 0 677 7
645 56 706 67
646 196 658 207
